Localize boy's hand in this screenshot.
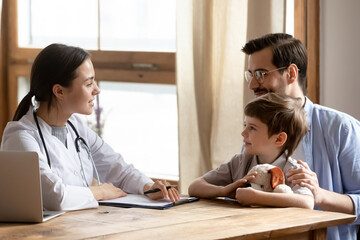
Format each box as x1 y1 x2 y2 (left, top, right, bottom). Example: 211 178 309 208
221 172 257 198
235 187 258 205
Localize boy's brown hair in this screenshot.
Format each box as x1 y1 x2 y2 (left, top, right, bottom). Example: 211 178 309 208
244 93 308 159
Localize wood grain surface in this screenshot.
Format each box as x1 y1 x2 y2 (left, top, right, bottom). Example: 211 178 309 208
0 198 355 240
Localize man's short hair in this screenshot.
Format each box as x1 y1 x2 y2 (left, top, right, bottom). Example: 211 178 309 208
242 33 308 95
244 93 309 159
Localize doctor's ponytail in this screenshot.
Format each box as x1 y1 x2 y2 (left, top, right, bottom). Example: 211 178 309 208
13 91 35 121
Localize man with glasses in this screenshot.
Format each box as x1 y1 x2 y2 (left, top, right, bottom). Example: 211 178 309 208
242 33 360 240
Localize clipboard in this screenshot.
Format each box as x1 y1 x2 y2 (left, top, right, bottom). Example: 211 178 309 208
99 194 199 210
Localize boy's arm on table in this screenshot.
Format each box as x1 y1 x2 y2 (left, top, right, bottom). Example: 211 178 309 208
188 177 252 199
236 187 314 209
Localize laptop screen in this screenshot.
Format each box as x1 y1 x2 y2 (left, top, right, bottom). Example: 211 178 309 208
0 151 45 222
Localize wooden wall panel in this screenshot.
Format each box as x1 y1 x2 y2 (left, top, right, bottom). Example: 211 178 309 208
294 0 319 103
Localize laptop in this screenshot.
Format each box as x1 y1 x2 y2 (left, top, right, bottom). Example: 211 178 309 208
0 151 65 222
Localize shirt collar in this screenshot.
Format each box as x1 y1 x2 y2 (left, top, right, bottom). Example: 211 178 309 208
303 96 313 131
271 153 288 169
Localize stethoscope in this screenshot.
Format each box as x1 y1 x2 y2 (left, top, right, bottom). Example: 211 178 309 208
33 110 101 186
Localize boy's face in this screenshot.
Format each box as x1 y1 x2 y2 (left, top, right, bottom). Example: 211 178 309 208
241 116 281 163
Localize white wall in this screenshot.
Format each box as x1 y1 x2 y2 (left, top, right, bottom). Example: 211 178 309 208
320 0 360 120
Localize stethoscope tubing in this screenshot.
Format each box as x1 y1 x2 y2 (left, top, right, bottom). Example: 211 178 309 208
33 109 101 186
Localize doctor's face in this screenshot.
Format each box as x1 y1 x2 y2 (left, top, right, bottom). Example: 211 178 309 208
62 58 100 115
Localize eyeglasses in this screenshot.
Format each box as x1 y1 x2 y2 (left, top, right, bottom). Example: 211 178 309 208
244 66 288 84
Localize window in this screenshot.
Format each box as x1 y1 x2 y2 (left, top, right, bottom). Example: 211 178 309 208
18 0 98 49
286 0 294 36
85 82 178 180
17 0 176 52
100 0 176 52
17 77 30 103
11 0 178 180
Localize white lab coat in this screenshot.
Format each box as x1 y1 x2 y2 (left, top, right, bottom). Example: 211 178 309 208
0 107 153 211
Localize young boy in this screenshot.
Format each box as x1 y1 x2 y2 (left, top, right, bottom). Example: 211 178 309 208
188 93 314 209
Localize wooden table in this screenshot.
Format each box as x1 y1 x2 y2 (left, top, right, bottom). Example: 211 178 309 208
0 198 355 240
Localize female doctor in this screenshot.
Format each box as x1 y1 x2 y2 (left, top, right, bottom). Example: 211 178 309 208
0 43 180 211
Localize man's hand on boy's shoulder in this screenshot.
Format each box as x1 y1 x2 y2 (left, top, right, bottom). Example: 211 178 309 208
286 160 322 204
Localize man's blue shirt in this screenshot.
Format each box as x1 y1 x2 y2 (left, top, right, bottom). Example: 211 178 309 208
303 97 360 240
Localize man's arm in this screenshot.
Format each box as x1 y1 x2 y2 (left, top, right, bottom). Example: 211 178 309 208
287 160 354 214
236 187 314 209
309 187 354 214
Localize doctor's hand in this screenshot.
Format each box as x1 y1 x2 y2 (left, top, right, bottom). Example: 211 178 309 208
286 160 323 206
89 183 127 201
144 180 180 202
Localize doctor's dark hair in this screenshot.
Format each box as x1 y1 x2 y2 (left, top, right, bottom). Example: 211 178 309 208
13 43 90 121
244 93 308 159
242 33 308 96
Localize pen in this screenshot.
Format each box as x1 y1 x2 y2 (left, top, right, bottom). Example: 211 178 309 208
144 185 172 194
